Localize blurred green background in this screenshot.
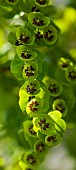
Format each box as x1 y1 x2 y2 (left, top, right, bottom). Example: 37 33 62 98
0 0 76 169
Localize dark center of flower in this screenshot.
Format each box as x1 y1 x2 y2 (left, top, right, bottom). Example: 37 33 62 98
44 30 54 41
26 83 37 94
68 70 76 80
48 84 58 94
27 155 36 165
28 125 36 135
33 18 44 26
38 119 49 130
47 135 57 142
36 0 46 5
31 6 40 12
21 51 32 59
55 103 65 113
29 100 39 112
35 30 43 40
25 66 35 77
19 33 30 43
7 0 15 2
36 143 45 152
15 40 23 46
61 62 69 68
28 96 35 102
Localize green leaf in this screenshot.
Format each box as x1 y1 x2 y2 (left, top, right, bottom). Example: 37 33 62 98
11 54 24 82
40 5 56 17
54 119 66 134
19 0 34 13
48 110 62 120
8 32 17 45
59 84 75 113
55 67 67 83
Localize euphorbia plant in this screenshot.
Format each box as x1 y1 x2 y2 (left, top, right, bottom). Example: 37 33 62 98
0 0 76 170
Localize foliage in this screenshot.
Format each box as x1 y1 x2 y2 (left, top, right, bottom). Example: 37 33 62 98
0 0 76 170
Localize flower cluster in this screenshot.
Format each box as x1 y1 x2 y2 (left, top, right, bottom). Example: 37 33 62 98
6 0 76 169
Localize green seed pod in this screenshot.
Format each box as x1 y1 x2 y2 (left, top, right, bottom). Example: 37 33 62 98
16 45 37 62
34 0 51 7
34 114 55 135
22 62 38 81
34 140 48 160
57 57 73 70
23 151 39 169
45 131 62 147
16 27 35 45
43 76 63 97
23 120 37 138
26 97 43 117
28 12 50 28
65 65 76 84
52 99 68 117
5 0 19 5
23 80 40 96
43 22 60 45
